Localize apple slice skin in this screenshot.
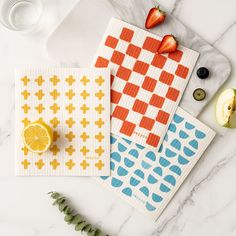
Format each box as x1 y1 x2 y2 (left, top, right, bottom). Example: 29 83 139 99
215 89 236 128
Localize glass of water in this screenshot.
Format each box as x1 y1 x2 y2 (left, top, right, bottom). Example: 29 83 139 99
0 0 42 32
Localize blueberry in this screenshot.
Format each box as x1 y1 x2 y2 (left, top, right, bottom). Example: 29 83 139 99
197 67 209 79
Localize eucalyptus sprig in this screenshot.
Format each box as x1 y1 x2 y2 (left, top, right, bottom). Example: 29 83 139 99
48 192 108 236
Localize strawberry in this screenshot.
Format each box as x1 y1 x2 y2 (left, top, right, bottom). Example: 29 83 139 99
145 6 166 29
158 35 178 54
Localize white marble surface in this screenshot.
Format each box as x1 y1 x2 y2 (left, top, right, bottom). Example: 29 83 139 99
0 0 236 236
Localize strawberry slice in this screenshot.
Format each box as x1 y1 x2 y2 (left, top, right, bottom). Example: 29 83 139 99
145 6 166 29
158 35 178 54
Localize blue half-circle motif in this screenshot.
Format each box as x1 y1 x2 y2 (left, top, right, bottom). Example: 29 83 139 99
118 143 127 152
152 193 163 202
117 166 128 176
185 122 195 130
111 178 123 187
128 149 139 158
140 186 149 196
179 130 189 139
110 136 117 144
122 137 132 144
148 174 158 184
141 161 152 169
134 169 145 179
164 175 176 186
124 158 134 168
110 161 115 171
122 187 132 196
130 177 140 186
169 165 181 176
170 139 181 150
168 123 176 133
159 157 170 167
136 143 145 149
146 202 156 211
183 147 195 157
145 151 156 161
100 176 109 180
153 167 163 176
165 148 177 158
189 140 198 149
195 130 206 139
111 152 121 162
173 114 184 123
178 155 189 165
160 183 170 192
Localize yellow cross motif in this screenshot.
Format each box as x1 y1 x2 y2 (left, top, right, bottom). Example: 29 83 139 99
80 118 89 128
95 146 104 157
35 159 45 169
50 159 60 170
95 104 104 114
66 117 75 128
65 145 75 156
66 75 75 86
95 76 104 86
50 103 60 114
95 132 104 142
80 90 90 100
50 89 60 100
80 104 89 114
95 90 104 100
37 117 44 123
21 159 30 169
80 132 89 142
22 146 29 155
35 104 45 114
66 159 75 170
50 75 60 86
50 117 60 128
53 131 60 142
35 90 45 100
21 76 30 86
80 160 90 170
35 75 44 86
95 160 105 170
65 131 75 142
50 145 60 155
95 118 104 128
65 89 75 100
80 76 90 86
22 104 30 114
21 90 30 100
80 146 89 156
66 103 76 114
22 118 31 127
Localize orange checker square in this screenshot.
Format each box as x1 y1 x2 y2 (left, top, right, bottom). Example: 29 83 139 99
111 90 122 104
112 105 129 120
105 35 118 49
166 87 180 101
111 75 115 85
116 66 132 81
111 50 125 65
175 64 189 79
123 82 140 97
119 27 134 42
159 70 174 86
151 54 167 69
139 116 155 130
146 133 160 147
142 76 157 92
168 50 183 62
132 99 148 115
142 37 161 53
156 110 170 124
126 44 141 58
133 60 149 75
120 121 136 136
149 94 165 108
95 56 109 68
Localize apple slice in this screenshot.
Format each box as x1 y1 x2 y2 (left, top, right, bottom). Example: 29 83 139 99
216 88 236 128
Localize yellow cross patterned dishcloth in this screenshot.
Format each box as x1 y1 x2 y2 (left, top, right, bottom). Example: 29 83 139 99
15 68 110 176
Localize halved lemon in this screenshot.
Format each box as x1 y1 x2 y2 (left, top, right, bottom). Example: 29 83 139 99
22 121 53 153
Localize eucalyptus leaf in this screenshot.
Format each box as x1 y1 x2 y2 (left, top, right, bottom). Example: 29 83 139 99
88 230 96 236
50 192 60 199
59 202 67 212
75 221 87 231
72 214 84 224
64 214 74 223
